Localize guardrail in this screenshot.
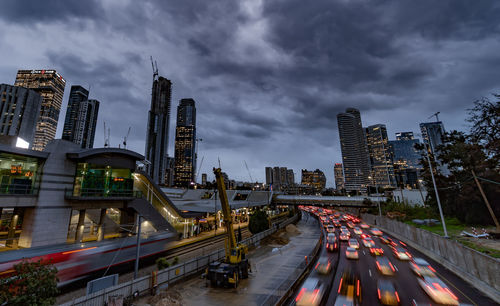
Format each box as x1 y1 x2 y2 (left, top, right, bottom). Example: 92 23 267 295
64 188 143 199
62 214 300 306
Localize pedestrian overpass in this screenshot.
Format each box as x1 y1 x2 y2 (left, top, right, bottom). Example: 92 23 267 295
272 194 385 208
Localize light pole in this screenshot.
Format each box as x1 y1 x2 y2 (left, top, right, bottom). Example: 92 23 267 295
134 214 142 279
424 142 449 238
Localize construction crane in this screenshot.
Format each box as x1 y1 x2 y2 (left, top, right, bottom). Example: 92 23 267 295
122 127 131 149
206 168 250 288
194 156 204 184
103 122 110 147
428 111 440 122
244 160 254 183
150 56 158 81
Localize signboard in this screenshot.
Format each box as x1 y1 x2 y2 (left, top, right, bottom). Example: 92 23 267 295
86 274 119 295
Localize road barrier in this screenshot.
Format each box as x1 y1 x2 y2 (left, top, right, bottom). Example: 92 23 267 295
61 214 299 306
362 214 500 302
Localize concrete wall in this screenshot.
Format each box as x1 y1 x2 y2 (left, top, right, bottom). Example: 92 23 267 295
392 188 427 206
362 214 500 301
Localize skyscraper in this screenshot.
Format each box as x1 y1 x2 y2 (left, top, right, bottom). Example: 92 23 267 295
14 70 66 151
265 167 273 186
337 108 370 192
365 124 396 188
62 86 99 148
334 163 344 191
286 169 295 186
145 76 172 185
388 132 422 188
420 121 449 175
0 84 42 148
174 98 196 188
301 169 326 192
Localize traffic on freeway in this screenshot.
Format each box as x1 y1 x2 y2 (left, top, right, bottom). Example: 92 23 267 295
293 206 497 306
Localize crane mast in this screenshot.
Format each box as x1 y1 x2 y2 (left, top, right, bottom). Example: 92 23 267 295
214 167 237 255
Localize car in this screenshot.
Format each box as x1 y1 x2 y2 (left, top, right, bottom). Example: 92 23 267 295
353 227 362 235
370 247 384 256
315 257 332 275
348 238 359 249
326 225 335 233
333 222 341 228
326 233 338 252
417 276 459 305
335 269 362 306
410 258 436 277
360 233 371 239
377 279 400 305
380 235 393 244
347 222 355 228
339 232 350 241
362 237 375 248
376 256 396 276
360 223 370 229
340 225 347 231
346 247 359 259
371 228 383 236
295 278 326 306
392 247 412 260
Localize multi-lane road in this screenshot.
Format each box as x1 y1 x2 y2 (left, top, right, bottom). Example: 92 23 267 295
293 208 498 306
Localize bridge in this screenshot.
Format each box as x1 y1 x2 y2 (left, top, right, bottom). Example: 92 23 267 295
273 194 385 207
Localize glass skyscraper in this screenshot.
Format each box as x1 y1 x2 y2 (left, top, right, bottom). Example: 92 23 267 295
174 98 196 188
365 124 396 188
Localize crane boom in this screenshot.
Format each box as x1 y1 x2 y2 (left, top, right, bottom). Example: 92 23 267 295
244 161 254 182
214 167 237 252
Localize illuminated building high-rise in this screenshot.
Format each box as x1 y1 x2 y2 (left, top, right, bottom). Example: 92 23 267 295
174 98 196 188
301 169 326 192
337 108 370 192
0 84 42 148
62 86 99 148
365 124 396 188
15 70 66 151
334 163 344 191
145 76 172 185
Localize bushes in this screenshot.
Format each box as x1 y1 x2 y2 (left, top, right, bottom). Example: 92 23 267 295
156 256 180 270
249 209 269 234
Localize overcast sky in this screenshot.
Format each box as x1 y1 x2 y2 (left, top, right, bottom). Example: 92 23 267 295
1 0 499 186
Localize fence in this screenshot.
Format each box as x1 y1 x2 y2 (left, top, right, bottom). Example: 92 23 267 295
62 214 299 306
361 214 500 302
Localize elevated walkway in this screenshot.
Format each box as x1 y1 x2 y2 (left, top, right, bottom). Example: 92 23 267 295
273 194 384 207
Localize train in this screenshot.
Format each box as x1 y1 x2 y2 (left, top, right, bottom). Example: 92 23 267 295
0 231 177 287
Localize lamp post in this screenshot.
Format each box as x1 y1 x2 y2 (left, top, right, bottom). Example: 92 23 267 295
134 214 142 279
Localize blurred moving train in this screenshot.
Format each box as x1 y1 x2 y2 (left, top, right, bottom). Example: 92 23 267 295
0 232 176 287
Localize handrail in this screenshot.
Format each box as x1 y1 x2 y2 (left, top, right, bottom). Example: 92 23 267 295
0 183 38 195
65 188 143 198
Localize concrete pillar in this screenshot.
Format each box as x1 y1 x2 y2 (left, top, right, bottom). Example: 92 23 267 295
75 209 86 243
97 208 106 241
6 208 21 247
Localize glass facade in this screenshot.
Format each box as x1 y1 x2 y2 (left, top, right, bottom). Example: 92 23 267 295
73 163 133 197
0 153 41 194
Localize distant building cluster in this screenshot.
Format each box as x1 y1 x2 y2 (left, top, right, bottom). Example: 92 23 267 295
335 107 447 194
265 166 295 191
301 169 326 193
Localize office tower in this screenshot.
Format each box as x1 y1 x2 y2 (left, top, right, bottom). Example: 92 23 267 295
164 156 175 187
145 76 172 185
420 121 449 175
62 85 89 142
336 108 370 192
301 169 326 192
0 84 42 148
265 167 273 186
174 98 196 188
201 173 207 186
365 124 396 188
272 166 281 190
62 86 99 149
287 169 295 186
388 132 422 188
279 167 288 187
14 70 66 151
334 163 344 191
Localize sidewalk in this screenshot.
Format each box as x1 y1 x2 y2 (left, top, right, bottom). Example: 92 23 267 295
153 216 321 306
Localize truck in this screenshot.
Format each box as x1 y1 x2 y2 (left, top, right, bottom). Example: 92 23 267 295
205 168 250 288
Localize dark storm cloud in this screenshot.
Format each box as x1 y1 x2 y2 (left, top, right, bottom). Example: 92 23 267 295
1 0 499 184
0 0 104 23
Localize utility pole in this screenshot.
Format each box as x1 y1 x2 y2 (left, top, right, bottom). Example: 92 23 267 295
471 170 500 232
134 215 142 279
425 143 448 238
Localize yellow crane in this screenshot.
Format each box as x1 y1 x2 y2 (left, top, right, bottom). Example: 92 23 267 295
205 167 250 288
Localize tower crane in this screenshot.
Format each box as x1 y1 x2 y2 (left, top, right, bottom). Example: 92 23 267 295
428 111 440 122
205 168 250 288
122 127 131 149
244 160 254 183
104 122 110 147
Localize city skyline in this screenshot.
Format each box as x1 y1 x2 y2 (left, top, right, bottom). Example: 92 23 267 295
0 1 499 185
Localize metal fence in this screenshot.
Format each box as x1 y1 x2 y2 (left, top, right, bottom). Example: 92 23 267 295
61 214 299 306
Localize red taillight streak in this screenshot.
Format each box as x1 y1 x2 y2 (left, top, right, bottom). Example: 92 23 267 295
357 280 360 296
444 287 458 300
315 262 320 269
405 252 411 257
296 288 306 302
428 265 436 273
377 289 381 299
413 263 421 270
311 289 320 303
399 241 407 246
376 261 381 271
338 278 343 293
426 285 436 295
389 262 395 272
395 291 400 302
62 247 97 255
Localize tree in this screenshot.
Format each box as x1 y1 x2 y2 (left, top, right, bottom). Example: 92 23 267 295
0 260 58 306
249 209 269 234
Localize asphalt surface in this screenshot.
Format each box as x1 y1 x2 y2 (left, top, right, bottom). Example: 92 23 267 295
293 213 498 306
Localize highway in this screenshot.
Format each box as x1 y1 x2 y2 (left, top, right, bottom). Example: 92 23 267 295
293 208 498 306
